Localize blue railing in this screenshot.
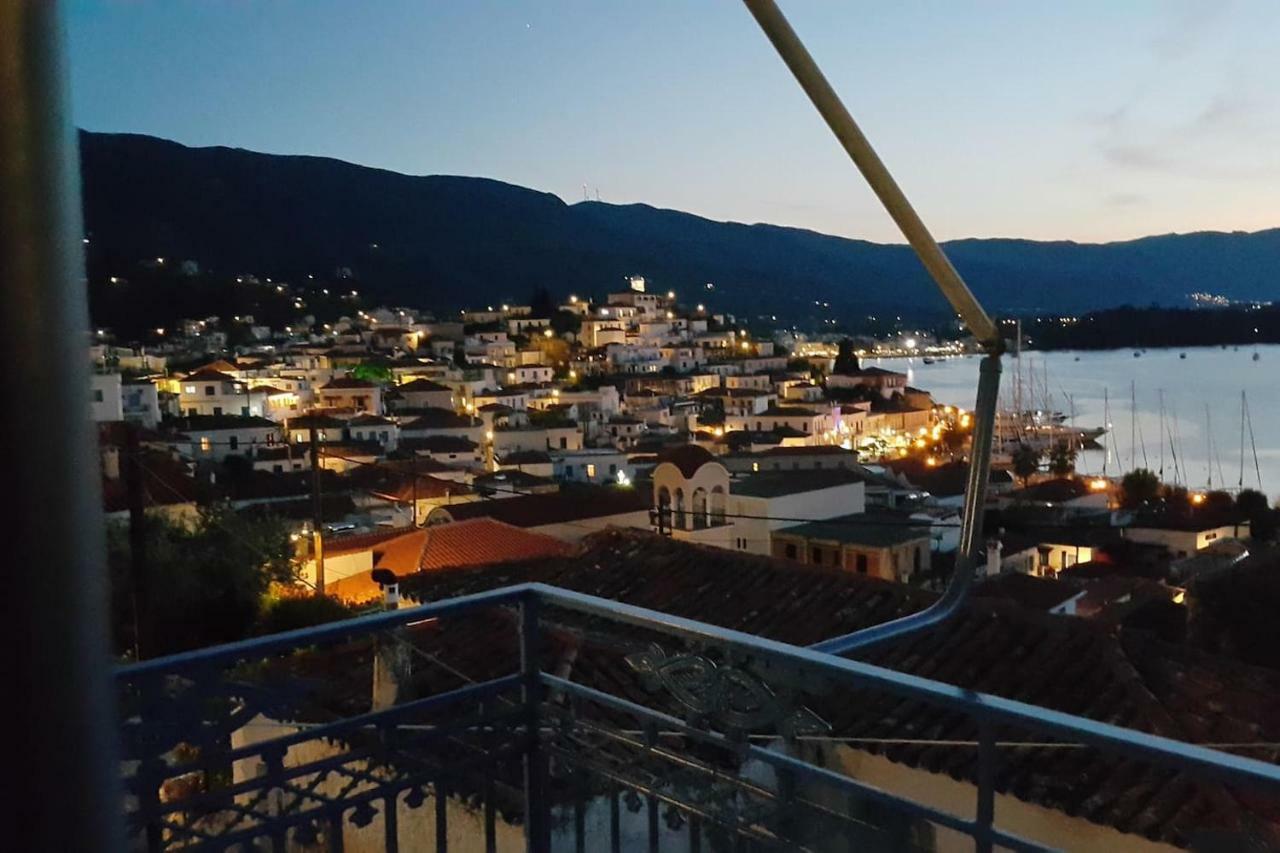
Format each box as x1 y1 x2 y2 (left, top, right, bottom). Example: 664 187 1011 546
116 583 1280 851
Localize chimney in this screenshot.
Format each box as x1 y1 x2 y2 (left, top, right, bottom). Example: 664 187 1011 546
101 446 120 481
985 537 1002 577
370 568 408 711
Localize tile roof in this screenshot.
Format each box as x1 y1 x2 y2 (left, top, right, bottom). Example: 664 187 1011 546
655 444 718 478
399 378 451 393
393 530 1280 848
733 468 867 498
775 513 931 548
322 376 378 390
436 485 648 527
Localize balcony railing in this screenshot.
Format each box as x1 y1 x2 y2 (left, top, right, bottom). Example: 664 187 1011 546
116 583 1280 851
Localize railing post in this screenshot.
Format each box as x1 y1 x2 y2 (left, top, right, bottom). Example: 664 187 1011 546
521 592 551 853
975 720 996 853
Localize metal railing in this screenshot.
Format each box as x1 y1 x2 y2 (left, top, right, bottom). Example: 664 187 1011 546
116 583 1280 851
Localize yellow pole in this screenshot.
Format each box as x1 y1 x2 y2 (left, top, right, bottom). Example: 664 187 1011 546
742 0 1001 350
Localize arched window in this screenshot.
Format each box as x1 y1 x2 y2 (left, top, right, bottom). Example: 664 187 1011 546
691 488 708 529
656 486 672 532
674 488 687 530
710 485 727 525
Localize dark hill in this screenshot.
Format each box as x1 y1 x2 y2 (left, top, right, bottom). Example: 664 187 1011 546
78 131 1280 319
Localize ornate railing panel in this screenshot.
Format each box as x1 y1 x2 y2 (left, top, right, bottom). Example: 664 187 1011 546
116 583 1280 852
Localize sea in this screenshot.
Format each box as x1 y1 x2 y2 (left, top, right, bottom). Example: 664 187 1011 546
879 345 1280 499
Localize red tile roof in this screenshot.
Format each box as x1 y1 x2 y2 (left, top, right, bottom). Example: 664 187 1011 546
393 529 1280 847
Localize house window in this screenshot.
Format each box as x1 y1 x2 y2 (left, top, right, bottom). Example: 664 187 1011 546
241 406 250 417
752 462 759 472
586 464 597 479
559 437 568 449
228 436 239 451
200 436 212 453
564 465 574 476
856 553 868 574
204 386 215 396
811 548 822 565
785 543 797 560
609 463 617 475
92 389 104 402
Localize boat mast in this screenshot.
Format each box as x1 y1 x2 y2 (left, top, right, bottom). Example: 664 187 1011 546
1157 389 1165 481
1239 390 1246 491
1102 387 1110 477
1205 404 1213 491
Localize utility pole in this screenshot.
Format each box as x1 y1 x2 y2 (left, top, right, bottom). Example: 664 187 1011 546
124 423 148 659
309 425 325 595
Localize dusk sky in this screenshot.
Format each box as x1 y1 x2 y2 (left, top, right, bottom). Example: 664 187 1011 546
68 1 1280 244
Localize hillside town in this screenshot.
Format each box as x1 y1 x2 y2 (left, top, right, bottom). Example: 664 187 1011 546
92 274 1264 621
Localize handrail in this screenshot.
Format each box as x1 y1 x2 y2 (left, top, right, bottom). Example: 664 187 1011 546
528 583 1280 792
741 0 1005 654
114 583 533 679
117 582 1280 793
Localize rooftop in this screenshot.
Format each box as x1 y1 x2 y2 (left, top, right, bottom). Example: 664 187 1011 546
733 468 867 498
775 512 931 548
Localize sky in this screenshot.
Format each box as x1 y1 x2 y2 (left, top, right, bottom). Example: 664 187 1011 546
67 1 1280 244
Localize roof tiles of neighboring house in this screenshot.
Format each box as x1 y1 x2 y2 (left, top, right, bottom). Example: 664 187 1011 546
437 485 648 527
390 529 1280 849
100 450 200 513
182 368 240 383
399 378 451 392
364 471 466 502
168 414 279 432
322 376 379 390
401 408 473 430
775 513 930 548
287 413 347 430
326 520 572 603
733 469 868 498
1011 477 1093 503
348 414 396 427
400 436 478 454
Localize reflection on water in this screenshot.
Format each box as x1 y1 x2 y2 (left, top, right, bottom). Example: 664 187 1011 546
892 345 1280 498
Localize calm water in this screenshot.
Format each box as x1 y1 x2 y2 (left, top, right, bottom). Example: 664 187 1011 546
878 346 1280 499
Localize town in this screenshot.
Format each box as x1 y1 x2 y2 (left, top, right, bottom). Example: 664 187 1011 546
92 272 1268 638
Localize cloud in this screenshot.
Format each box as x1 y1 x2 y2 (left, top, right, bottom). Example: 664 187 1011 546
1106 193 1147 207
1149 0 1233 61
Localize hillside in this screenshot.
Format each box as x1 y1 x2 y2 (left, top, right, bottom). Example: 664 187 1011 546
78 131 1280 321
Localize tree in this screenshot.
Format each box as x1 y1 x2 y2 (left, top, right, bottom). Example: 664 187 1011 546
1236 489 1277 541
1120 468 1161 509
1202 490 1236 515
1048 441 1077 477
108 504 295 659
1237 489 1270 517
350 362 394 384
833 338 860 375
529 286 554 318
1011 444 1041 485
258 595 355 636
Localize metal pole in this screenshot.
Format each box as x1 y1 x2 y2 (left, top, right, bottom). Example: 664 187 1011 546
309 425 326 594
1 3 123 849
741 0 1005 653
741 0 1001 350
812 354 1001 654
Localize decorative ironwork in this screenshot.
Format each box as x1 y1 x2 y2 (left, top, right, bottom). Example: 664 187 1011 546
624 642 830 739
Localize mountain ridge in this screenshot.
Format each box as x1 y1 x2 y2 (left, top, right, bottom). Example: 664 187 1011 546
78 131 1280 320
